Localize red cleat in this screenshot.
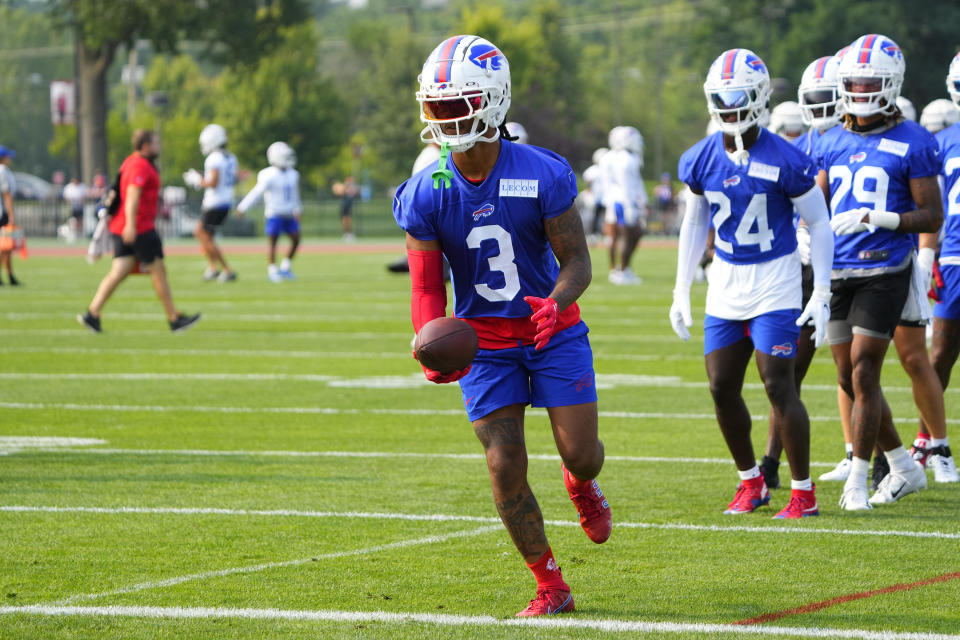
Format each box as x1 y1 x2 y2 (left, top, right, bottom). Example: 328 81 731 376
772 485 819 519
562 463 612 543
723 476 770 514
515 587 575 617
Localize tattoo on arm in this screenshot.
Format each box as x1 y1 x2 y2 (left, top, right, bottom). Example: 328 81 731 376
897 176 944 234
543 207 592 310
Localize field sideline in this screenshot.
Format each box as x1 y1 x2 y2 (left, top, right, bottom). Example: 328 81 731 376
1 238 959 639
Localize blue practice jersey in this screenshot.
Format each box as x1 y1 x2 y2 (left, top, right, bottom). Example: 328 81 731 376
937 122 960 259
814 120 940 270
393 139 578 320
678 129 816 265
793 128 822 158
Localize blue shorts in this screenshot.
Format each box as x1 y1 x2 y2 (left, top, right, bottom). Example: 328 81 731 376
935 264 960 320
264 216 300 237
704 309 800 358
458 321 597 422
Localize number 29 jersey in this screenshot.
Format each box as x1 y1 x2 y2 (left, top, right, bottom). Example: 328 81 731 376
393 139 578 321
678 129 816 266
937 122 960 262
814 120 940 271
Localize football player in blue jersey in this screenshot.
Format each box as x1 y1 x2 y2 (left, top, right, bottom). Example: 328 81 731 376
814 34 943 510
393 36 610 618
913 53 960 484
671 48 834 519
760 54 844 489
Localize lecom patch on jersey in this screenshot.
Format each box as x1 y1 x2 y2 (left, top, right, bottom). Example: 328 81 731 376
499 179 539 198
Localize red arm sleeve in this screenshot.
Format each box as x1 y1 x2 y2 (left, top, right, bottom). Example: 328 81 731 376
408 249 447 333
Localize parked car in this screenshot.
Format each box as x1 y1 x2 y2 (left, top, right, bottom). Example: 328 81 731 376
13 172 56 200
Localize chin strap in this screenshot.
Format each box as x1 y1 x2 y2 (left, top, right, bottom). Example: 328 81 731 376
431 142 454 189
730 131 750 166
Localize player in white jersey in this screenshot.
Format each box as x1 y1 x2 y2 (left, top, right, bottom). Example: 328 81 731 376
815 35 943 509
672 48 834 519
236 142 301 283
582 147 608 242
184 124 238 282
0 146 19 285
601 125 649 284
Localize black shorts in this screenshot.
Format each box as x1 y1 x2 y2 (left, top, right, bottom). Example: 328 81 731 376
799 264 814 328
70 207 84 221
200 205 230 232
830 267 912 339
0 211 8 228
113 229 164 265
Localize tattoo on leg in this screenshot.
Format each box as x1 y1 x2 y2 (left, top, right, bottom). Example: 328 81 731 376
496 490 547 558
474 417 524 450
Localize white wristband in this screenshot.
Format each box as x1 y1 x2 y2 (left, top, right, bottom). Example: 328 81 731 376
869 210 900 230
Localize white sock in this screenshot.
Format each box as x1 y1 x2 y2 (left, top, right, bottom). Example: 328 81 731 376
268 263 279 275
931 437 949 448
846 457 870 489
844 442 854 455
791 478 812 491
885 446 915 474
738 465 761 481
281 258 291 271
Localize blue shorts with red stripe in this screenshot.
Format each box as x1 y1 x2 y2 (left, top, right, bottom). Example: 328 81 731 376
934 264 960 320
458 321 597 422
704 309 801 358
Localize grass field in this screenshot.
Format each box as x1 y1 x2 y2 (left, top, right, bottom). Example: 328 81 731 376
1 238 959 639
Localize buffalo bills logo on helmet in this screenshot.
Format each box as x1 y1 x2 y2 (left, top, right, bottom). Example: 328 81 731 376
469 45 503 70
744 54 766 74
880 40 902 60
472 203 495 221
849 151 867 164
772 343 794 357
723 175 741 188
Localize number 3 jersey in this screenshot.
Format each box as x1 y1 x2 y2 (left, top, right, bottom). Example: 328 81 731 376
393 139 582 348
678 129 816 319
814 120 940 272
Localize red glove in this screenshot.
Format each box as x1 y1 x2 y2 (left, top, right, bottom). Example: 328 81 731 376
412 350 471 384
523 296 559 350
929 260 945 302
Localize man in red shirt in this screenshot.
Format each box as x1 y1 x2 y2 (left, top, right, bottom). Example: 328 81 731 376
78 130 200 333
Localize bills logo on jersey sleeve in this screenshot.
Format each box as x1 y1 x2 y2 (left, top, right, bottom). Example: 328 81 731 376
469 45 503 70
723 175 741 188
849 151 867 164
472 203 495 221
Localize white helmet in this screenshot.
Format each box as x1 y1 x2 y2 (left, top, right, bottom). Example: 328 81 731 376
504 121 527 144
199 124 227 155
837 34 904 118
769 101 806 139
592 147 609 165
920 98 960 133
896 96 916 121
798 55 842 129
947 52 960 108
417 35 511 152
703 48 771 136
267 141 296 169
608 126 643 155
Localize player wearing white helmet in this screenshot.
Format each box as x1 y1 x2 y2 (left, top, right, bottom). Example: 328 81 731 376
815 34 943 508
183 123 239 282
672 48 834 519
910 53 960 483
920 98 960 134
600 125 648 284
236 142 301 283
896 96 917 122
768 101 806 142
396 35 611 617
504 121 528 145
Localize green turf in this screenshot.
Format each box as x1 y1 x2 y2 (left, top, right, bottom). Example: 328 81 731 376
1 239 958 639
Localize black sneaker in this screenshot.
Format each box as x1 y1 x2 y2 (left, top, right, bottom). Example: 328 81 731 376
8 274 19 286
870 452 890 491
77 311 102 333
170 312 201 333
760 455 781 490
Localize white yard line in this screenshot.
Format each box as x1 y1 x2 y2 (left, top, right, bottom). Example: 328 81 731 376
0 604 955 639
49 525 501 605
4 505 958 541
2 401 957 428
0 346 409 359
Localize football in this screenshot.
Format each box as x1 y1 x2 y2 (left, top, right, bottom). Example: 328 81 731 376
414 317 478 374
